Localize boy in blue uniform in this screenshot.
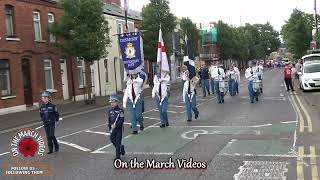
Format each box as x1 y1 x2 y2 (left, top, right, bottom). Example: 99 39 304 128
108 95 125 160
39 91 59 154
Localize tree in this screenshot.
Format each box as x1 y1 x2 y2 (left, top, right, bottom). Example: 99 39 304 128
51 0 110 63
281 9 313 58
50 0 110 102
141 0 176 62
179 18 200 56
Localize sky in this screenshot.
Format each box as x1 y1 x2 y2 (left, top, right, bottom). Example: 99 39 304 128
125 0 316 31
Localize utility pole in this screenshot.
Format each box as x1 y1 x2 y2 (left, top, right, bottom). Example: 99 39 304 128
315 0 319 46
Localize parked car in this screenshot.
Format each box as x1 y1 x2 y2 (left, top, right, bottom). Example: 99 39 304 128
298 60 320 91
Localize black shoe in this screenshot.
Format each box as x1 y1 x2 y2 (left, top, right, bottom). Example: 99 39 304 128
47 151 53 154
114 157 121 162
218 101 222 104
251 100 254 103
195 112 199 120
222 99 225 103
121 145 125 156
159 124 165 128
140 126 144 131
165 122 169 126
187 119 192 122
55 146 59 152
255 97 259 101
292 89 295 92
132 131 138 135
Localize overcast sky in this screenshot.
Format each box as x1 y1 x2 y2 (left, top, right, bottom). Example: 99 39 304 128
125 0 315 31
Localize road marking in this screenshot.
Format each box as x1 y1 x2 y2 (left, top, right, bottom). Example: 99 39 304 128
251 124 272 128
310 146 319 180
280 93 284 97
58 123 107 139
91 121 161 154
281 121 297 124
169 105 184 108
290 94 305 132
91 151 173 155
0 152 9 156
220 153 297 158
144 117 161 120
294 94 312 132
57 140 91 152
84 129 110 136
297 146 304 180
153 109 178 114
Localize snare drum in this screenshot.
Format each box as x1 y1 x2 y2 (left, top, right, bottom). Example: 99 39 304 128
253 80 262 92
219 80 228 93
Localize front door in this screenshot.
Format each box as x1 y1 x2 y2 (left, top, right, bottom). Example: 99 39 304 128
60 59 69 100
21 59 33 106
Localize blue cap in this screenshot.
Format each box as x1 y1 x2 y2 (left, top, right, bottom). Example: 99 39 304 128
109 95 120 102
41 91 51 97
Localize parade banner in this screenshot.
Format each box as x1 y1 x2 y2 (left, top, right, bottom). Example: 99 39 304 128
118 32 142 71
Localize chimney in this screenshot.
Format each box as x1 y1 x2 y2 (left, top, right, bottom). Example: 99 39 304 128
105 0 121 6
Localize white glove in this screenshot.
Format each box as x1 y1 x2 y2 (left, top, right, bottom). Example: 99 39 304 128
123 103 126 109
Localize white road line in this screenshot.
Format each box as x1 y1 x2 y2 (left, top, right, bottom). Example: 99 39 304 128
281 121 297 124
251 124 272 128
58 123 107 139
280 93 284 97
92 151 173 155
219 153 297 158
144 117 161 120
153 109 178 114
169 105 185 108
91 121 160 153
123 122 140 127
35 125 44 130
84 129 110 136
0 152 9 156
57 140 91 152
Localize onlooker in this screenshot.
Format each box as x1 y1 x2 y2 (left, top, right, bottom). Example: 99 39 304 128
284 63 294 92
295 59 302 79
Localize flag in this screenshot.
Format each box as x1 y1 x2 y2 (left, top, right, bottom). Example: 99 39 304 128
157 28 170 72
183 35 196 79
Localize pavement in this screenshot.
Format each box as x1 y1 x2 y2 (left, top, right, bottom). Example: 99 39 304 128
0 68 319 180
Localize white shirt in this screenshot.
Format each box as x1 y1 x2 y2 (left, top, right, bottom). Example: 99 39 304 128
182 76 199 102
245 67 259 81
257 65 264 78
226 69 237 80
234 67 241 82
181 71 188 81
209 65 217 78
210 67 225 80
123 75 144 108
152 74 170 100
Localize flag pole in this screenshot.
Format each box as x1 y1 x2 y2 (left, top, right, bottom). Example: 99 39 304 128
159 24 162 78
124 0 128 32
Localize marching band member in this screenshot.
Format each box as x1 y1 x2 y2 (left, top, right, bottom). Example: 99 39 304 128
257 61 264 93
233 64 240 94
226 64 237 96
152 70 171 128
123 73 144 134
209 62 218 95
211 64 226 103
183 71 200 122
137 70 148 131
245 61 259 103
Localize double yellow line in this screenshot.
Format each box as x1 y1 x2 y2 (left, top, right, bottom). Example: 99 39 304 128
289 91 318 179
290 92 312 132
297 146 319 180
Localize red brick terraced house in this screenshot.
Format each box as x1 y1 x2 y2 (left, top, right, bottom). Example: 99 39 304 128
0 0 92 115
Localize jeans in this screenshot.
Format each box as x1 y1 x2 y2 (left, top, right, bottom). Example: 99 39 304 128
248 80 256 102
214 80 224 103
127 97 143 132
235 81 239 94
284 78 294 91
228 79 236 96
210 79 215 94
156 96 169 125
138 95 144 127
184 94 199 120
202 79 210 96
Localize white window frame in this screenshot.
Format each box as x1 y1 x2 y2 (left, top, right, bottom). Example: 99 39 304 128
5 5 15 37
77 58 86 88
0 60 12 97
48 13 56 42
44 59 54 90
117 22 123 34
33 11 42 41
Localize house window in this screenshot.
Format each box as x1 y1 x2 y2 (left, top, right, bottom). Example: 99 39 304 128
33 11 42 41
117 23 123 34
44 60 54 90
77 59 86 88
104 59 109 83
0 60 11 96
5 5 15 37
48 13 56 42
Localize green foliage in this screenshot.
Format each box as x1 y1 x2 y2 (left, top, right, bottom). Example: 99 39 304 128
281 9 313 58
217 21 280 61
50 0 110 62
141 0 176 62
179 17 200 56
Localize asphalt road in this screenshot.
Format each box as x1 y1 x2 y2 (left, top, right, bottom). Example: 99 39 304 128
0 68 319 180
